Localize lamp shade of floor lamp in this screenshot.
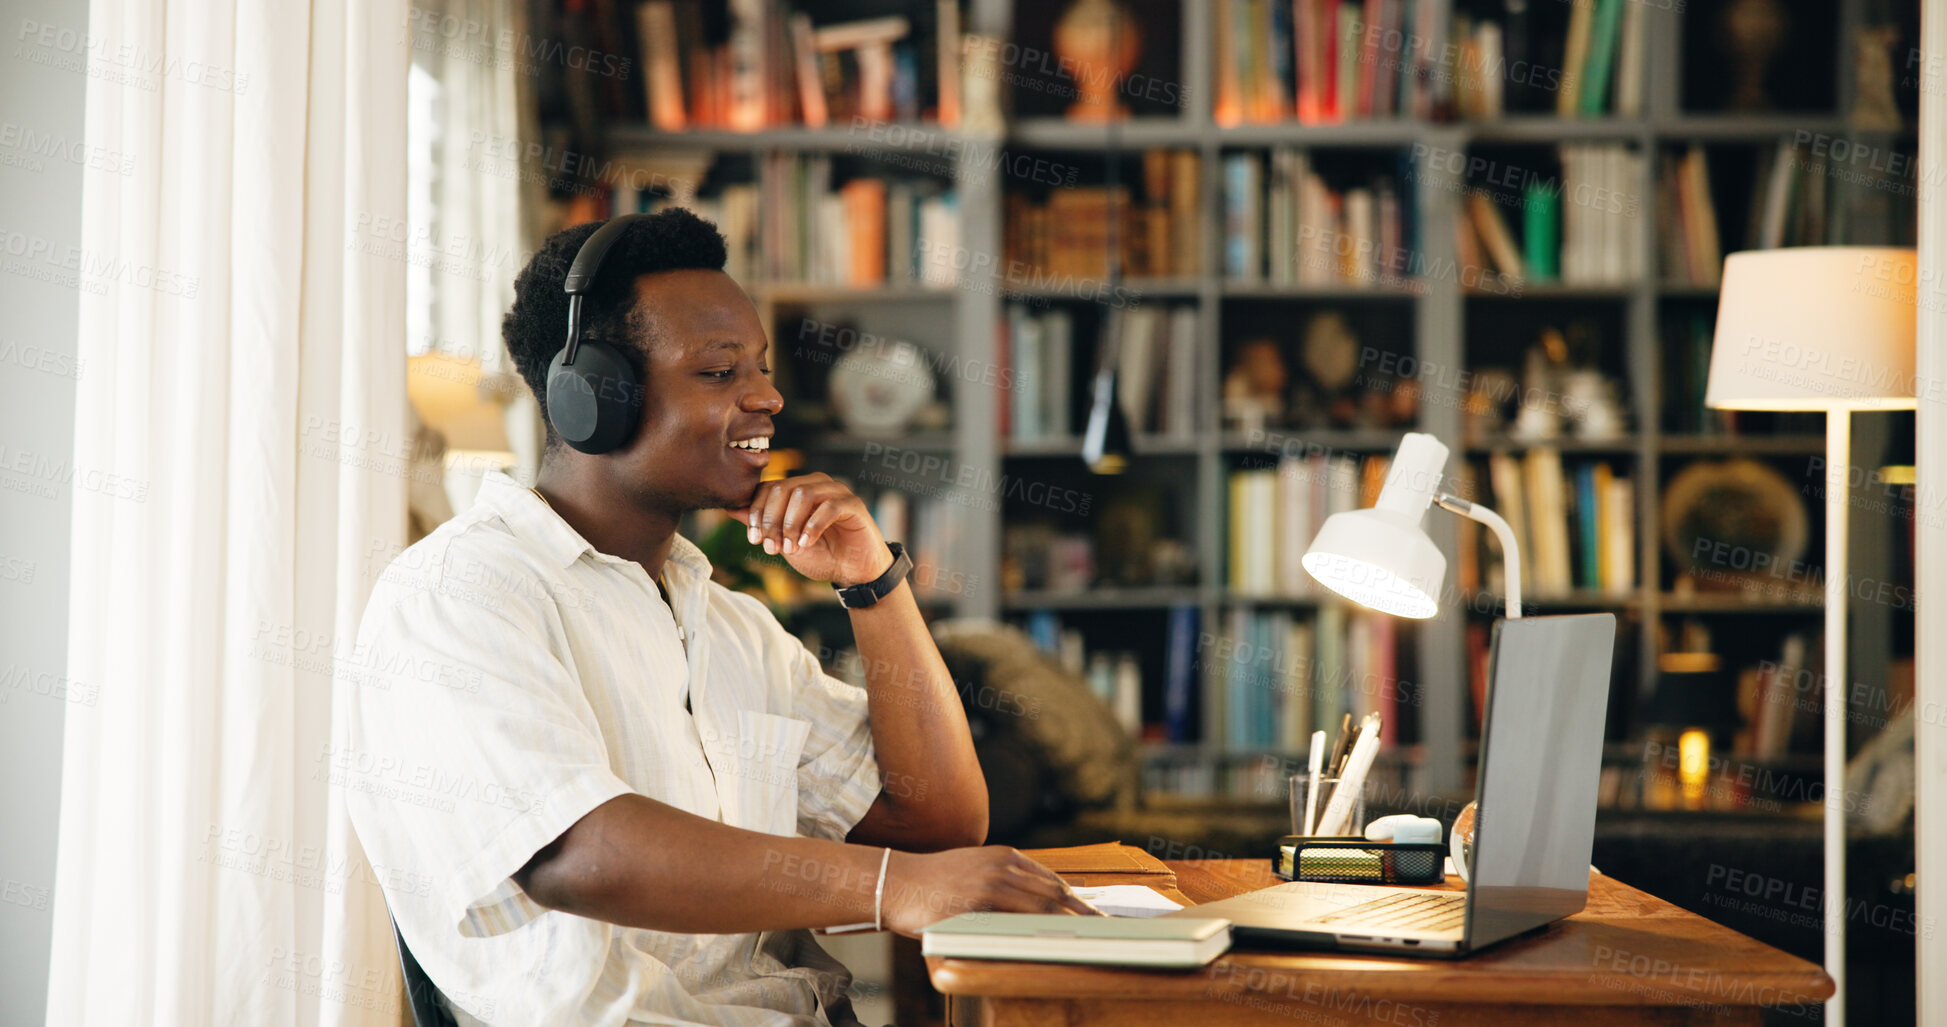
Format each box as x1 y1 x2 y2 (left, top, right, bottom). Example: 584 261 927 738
1705 246 1919 1027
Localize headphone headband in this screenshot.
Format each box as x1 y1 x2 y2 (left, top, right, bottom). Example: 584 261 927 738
564 213 650 296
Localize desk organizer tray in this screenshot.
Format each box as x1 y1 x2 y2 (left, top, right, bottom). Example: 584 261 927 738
1272 836 1445 885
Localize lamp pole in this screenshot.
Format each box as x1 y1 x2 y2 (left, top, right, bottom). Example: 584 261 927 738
1435 494 1523 621
1821 411 1849 1025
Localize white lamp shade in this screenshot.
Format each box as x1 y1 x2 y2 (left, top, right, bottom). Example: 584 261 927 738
1302 507 1447 619
1302 432 1453 618
1706 247 1919 411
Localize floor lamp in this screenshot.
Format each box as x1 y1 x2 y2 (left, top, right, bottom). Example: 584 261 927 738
1705 246 1919 1027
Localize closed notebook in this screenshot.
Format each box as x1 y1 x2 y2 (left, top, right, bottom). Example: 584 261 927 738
919 913 1232 968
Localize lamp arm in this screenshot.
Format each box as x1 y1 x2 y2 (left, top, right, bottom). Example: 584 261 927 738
1435 493 1522 620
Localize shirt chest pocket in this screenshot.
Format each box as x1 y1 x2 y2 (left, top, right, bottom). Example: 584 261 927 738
699 710 811 835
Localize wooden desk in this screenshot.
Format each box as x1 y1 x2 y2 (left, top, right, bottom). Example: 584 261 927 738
927 857 1834 1027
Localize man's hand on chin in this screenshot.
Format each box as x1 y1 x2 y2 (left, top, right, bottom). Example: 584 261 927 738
727 473 894 588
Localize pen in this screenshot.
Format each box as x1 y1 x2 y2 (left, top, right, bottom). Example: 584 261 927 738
1326 713 1353 776
1335 717 1365 776
1302 730 1326 836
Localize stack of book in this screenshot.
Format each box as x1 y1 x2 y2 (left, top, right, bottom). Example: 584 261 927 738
1227 453 1378 596
1215 0 1645 124
1222 151 1413 287
1739 632 1815 761
1461 449 1636 598
870 488 967 604
1004 303 1198 442
642 157 958 288
1547 0 1645 118
1019 608 1198 742
636 1 960 130
1656 145 1724 287
1004 150 1201 282
1005 306 1075 441
1456 143 1643 286
1199 606 1403 753
1659 139 1851 287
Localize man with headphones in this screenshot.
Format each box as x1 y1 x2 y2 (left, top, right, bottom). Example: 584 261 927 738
340 209 1092 1026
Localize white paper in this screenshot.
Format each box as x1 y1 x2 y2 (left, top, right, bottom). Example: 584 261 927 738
1072 885 1185 919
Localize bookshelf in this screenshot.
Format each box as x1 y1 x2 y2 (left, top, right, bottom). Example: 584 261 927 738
544 0 1918 804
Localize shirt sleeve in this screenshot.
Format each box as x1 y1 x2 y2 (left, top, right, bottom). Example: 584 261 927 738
342 586 633 940
779 637 883 842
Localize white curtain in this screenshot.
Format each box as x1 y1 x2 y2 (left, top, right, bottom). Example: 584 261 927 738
409 0 548 488
46 2 409 1025
416 0 534 376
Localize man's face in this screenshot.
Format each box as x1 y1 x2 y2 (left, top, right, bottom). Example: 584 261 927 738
610 269 782 511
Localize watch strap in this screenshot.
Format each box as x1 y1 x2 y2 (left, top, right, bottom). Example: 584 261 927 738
834 542 911 609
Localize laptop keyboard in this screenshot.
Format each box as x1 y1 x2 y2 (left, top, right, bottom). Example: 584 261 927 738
1311 891 1466 932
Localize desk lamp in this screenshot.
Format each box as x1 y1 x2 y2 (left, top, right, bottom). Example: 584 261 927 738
1302 432 1524 620
1300 431 1524 885
1704 246 1918 1027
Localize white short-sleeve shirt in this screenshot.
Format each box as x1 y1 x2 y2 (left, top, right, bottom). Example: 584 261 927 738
338 470 883 1025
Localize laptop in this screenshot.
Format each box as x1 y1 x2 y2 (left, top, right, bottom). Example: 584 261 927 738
1165 613 1617 956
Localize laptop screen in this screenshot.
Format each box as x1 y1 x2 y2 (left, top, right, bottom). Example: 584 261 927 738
1465 613 1618 948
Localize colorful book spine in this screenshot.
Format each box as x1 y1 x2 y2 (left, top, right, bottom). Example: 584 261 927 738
1523 181 1560 282
1164 605 1199 742
1579 0 1625 115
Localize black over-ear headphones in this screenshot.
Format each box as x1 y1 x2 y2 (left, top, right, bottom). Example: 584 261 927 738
546 214 650 454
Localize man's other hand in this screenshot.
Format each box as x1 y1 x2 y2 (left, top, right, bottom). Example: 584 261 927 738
880 846 1103 937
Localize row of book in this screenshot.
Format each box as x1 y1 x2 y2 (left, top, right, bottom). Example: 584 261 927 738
1656 146 1723 287
641 158 959 287
1003 150 1202 282
1215 0 1645 125
1202 606 1404 751
1458 144 1645 287
1141 746 1413 802
637 1 960 130
1021 611 1161 738
1221 151 1412 287
1227 453 1382 596
1456 450 1636 598
1003 303 1200 442
870 488 967 604
1741 632 1813 762
1659 139 1860 287
1019 603 1404 756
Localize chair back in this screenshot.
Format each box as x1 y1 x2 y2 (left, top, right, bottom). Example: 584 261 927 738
391 916 459 1027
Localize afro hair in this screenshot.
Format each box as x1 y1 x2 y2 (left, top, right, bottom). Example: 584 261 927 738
501 208 728 447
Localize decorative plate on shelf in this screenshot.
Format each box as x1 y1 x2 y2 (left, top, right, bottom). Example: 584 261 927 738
829 340 936 435
1661 458 1809 581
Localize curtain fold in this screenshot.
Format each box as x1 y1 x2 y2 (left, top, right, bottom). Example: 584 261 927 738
47 2 409 1024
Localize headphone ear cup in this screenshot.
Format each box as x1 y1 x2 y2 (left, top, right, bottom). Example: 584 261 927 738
546 342 642 454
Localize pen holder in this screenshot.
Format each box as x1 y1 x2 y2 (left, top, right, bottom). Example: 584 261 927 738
1272 836 1447 885
1288 773 1367 837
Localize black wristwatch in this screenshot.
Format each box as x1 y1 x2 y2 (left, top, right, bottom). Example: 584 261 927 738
834 542 912 609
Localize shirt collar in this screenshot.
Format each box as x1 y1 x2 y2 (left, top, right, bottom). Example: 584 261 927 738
478 470 714 584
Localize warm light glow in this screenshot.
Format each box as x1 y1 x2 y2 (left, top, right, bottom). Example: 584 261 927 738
1679 729 1711 807
1300 551 1440 619
1087 454 1128 475
1658 652 1722 674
